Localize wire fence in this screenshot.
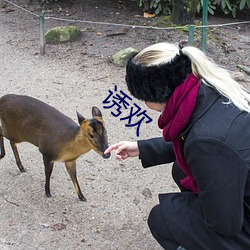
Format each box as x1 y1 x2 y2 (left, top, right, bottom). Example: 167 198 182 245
3 0 250 55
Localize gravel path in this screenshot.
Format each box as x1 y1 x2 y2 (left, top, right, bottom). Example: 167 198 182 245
0 4 175 250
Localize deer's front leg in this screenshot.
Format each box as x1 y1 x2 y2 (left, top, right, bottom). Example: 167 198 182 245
43 155 54 198
65 160 86 202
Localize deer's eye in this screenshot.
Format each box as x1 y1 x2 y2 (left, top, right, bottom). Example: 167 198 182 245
89 133 94 139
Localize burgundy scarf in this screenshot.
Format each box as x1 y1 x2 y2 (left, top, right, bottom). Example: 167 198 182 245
158 73 201 194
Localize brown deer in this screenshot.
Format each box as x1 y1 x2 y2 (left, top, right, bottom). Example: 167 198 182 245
0 94 110 201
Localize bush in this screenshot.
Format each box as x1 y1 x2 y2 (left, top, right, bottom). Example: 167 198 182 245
135 0 250 17
135 0 172 15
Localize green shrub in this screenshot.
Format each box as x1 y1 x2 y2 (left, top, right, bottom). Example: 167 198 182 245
196 0 216 15
135 0 172 15
135 0 250 18
212 0 250 17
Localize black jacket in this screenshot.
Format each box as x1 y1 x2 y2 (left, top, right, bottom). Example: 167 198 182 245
138 84 250 249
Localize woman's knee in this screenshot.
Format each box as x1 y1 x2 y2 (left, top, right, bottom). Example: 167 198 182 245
148 204 161 233
148 205 179 249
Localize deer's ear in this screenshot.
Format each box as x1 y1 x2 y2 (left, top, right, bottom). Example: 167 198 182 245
92 106 102 118
76 111 85 125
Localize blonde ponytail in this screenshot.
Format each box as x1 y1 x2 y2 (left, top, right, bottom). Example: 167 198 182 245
182 46 250 112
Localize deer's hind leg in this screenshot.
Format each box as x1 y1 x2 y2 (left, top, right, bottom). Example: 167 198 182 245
65 161 86 202
0 126 5 159
10 141 26 172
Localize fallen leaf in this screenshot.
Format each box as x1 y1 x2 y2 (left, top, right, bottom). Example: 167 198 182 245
143 12 155 18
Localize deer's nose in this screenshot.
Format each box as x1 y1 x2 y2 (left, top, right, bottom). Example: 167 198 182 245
103 152 111 159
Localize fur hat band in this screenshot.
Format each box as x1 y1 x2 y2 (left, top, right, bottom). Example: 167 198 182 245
125 53 192 103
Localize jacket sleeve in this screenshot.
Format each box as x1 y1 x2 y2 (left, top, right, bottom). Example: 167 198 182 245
137 137 175 168
185 136 249 237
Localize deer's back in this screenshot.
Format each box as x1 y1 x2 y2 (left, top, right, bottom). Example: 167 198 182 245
0 94 79 147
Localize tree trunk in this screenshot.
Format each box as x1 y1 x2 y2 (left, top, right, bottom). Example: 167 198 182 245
171 0 198 25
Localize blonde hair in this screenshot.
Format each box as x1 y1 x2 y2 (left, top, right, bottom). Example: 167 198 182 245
134 42 250 113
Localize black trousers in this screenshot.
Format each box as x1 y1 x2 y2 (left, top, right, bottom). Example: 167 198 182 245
148 162 188 250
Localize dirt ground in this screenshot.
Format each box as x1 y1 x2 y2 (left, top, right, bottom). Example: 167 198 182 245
0 0 249 249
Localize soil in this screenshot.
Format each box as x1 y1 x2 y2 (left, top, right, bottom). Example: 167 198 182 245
0 0 249 249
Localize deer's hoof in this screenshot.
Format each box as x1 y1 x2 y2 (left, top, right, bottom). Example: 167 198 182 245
46 193 52 198
79 196 87 202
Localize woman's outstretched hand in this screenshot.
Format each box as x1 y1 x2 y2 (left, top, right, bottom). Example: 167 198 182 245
104 141 139 160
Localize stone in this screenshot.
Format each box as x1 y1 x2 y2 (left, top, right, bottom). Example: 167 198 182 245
0 0 6 8
112 47 138 67
44 26 82 44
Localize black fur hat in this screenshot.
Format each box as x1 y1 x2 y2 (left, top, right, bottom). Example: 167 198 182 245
125 52 192 103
